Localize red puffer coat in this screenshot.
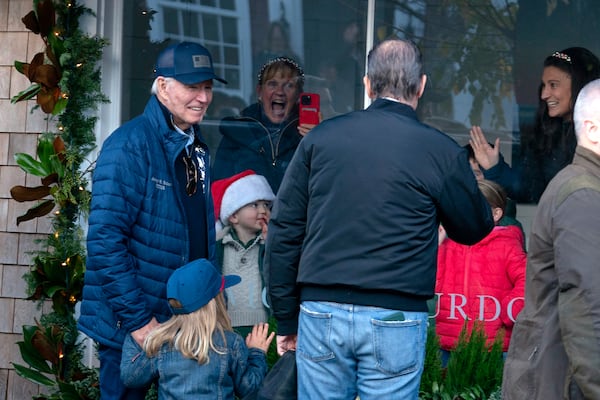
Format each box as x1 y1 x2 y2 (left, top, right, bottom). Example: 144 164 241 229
435 225 526 352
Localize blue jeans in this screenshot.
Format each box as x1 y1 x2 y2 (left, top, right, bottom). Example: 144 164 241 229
297 301 428 400
98 345 149 400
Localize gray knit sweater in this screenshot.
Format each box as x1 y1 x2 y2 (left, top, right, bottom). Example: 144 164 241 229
218 227 269 327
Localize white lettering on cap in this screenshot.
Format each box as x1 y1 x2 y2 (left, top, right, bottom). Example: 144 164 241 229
192 55 211 68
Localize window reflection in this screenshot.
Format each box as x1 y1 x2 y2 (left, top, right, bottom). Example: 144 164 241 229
121 0 600 204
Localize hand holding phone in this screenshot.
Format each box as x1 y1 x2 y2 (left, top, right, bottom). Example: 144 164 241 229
299 92 321 126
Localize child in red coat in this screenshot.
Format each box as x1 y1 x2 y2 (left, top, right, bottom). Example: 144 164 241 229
435 179 526 363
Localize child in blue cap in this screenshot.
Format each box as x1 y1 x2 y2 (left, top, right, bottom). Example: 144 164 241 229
120 258 274 399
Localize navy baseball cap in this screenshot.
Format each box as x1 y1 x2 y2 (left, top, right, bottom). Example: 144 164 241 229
154 41 227 85
167 259 240 315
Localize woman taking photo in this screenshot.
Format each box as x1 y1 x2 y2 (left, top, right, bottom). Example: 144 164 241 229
212 57 317 192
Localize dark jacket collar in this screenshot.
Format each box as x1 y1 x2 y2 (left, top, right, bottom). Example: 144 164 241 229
367 97 419 120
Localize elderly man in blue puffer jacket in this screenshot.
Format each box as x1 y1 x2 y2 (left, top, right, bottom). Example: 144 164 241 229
78 41 225 400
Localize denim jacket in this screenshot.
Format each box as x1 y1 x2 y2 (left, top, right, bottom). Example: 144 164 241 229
120 331 268 399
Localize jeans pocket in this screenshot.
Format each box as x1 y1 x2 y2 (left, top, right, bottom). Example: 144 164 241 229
372 318 424 376
298 303 335 362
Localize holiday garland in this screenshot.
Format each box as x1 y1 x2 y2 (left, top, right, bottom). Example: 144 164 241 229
10 0 108 398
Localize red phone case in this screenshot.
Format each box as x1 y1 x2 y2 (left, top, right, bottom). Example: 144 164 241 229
299 92 320 125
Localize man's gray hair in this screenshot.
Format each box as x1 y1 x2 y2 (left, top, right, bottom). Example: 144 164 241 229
366 39 423 101
150 77 175 94
574 78 600 139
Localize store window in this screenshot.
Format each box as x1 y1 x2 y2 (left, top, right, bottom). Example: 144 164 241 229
116 0 600 204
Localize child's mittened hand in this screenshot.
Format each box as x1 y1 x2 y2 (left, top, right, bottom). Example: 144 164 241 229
246 322 275 352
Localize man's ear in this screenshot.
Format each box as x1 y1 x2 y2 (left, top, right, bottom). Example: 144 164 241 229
417 74 427 99
156 77 169 100
363 75 375 99
584 118 600 144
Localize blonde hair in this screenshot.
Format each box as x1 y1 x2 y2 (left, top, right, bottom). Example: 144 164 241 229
257 57 304 91
144 292 233 364
477 179 507 212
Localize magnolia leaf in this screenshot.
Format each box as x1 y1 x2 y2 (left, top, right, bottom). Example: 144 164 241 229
28 52 46 81
12 363 55 386
22 324 41 343
45 285 65 298
15 341 53 374
41 173 59 186
52 97 68 115
21 11 40 34
37 138 56 166
31 329 60 364
14 60 27 74
16 199 55 225
36 0 56 38
37 86 60 114
46 32 65 63
10 185 51 202
53 136 66 159
14 152 51 176
26 285 44 301
11 83 42 104
32 64 60 88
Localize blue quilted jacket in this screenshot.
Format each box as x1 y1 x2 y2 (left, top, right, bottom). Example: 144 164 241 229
78 95 216 349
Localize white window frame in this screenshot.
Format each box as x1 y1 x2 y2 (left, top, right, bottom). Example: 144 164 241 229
146 0 252 102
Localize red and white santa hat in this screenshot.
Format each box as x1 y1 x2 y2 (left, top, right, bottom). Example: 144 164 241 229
211 170 276 226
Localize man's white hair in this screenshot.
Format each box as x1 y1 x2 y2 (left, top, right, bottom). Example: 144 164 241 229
150 77 175 94
574 78 600 139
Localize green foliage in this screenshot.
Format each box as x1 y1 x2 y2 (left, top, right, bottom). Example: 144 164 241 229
419 322 504 400
11 134 78 225
419 325 444 393
444 322 504 395
10 1 108 398
13 314 99 400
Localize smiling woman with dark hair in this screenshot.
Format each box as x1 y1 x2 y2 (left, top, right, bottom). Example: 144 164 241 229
469 47 600 203
212 57 318 192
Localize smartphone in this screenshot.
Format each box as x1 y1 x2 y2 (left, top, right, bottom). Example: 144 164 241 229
298 92 320 125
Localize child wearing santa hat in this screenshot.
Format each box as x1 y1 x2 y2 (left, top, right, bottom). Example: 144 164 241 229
211 170 276 337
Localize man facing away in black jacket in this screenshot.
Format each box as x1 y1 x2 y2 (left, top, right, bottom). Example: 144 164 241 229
265 38 494 400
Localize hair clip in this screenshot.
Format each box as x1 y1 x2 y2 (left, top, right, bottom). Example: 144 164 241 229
257 56 305 85
551 51 572 64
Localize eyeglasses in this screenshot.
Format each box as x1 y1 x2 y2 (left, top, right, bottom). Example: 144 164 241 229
182 145 206 196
